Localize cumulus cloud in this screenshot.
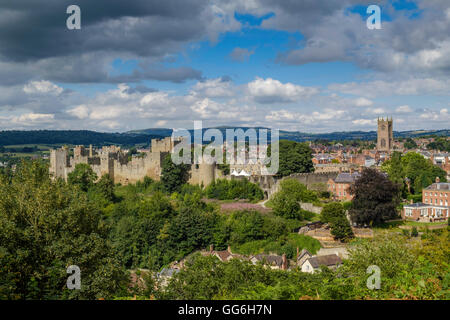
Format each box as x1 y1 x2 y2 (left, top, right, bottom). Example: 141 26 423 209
23 80 63 95
352 119 376 126
247 77 318 103
329 78 450 98
354 97 373 107
67 105 89 119
190 77 234 98
12 113 55 124
396 105 413 113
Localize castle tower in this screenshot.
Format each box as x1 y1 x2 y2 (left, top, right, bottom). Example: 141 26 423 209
49 147 69 179
377 117 393 152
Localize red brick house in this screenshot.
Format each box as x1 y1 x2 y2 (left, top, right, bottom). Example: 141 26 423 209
327 171 361 201
402 177 449 222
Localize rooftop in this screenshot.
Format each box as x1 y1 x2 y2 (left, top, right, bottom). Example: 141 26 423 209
424 183 450 191
334 172 361 183
308 254 342 268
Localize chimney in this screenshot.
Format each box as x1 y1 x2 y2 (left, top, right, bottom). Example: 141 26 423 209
436 177 440 183
227 245 232 254
296 247 300 260
282 254 287 270
209 244 214 253
410 199 413 204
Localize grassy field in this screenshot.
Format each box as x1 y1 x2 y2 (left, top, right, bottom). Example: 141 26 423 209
374 219 447 232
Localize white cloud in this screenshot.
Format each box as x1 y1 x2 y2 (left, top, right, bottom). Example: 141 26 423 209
191 78 233 98
354 97 373 107
12 113 55 124
329 78 450 98
247 77 318 103
67 105 89 119
23 80 63 95
367 108 385 115
352 119 376 126
395 105 413 113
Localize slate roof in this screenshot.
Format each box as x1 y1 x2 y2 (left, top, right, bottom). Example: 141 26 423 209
297 249 312 261
334 172 361 183
307 254 342 268
403 202 430 208
253 254 283 266
424 183 450 191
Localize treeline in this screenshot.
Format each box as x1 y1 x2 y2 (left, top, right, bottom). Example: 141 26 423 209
0 160 317 299
0 130 163 146
158 228 449 300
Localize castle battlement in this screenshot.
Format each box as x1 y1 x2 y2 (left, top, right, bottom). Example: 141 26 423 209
49 137 217 187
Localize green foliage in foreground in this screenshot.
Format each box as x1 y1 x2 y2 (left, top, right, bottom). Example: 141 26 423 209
232 234 321 259
154 230 449 300
0 161 128 300
205 178 264 201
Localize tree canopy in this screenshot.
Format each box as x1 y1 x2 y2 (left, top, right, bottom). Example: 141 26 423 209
349 168 400 226
0 161 127 299
274 140 314 178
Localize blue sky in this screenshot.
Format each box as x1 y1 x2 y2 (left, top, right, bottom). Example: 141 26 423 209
0 0 449 132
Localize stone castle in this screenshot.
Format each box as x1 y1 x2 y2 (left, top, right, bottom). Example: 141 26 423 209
49 137 222 186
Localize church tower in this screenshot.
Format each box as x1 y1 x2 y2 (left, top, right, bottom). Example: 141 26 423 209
377 117 393 152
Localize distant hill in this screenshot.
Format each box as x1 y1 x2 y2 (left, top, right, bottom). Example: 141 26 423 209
126 127 450 142
0 130 164 146
0 128 448 146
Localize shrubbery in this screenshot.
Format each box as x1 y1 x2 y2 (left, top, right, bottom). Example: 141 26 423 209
205 178 264 201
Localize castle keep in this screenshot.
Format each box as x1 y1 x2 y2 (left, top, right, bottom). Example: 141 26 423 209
49 137 220 186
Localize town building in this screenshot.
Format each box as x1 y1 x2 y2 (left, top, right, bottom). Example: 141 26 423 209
377 117 394 152
402 177 450 222
327 171 361 201
297 250 342 274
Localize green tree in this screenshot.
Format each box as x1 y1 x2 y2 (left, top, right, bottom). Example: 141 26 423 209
67 163 98 192
349 168 400 226
96 174 115 202
403 138 417 150
161 154 190 193
274 140 314 178
271 191 301 219
329 216 354 242
320 202 345 224
0 160 127 299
